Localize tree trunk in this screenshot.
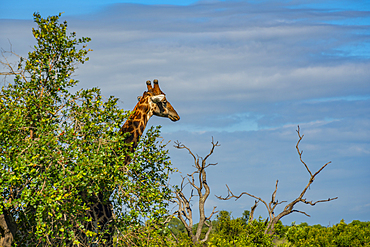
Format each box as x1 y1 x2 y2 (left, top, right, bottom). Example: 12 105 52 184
0 210 17 247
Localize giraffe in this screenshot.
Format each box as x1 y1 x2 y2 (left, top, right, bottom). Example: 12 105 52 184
119 79 180 153
81 79 180 245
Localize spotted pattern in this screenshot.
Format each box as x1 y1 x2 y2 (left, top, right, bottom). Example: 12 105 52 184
84 80 180 245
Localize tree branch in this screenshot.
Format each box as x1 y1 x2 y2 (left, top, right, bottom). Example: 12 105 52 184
216 126 337 235
172 139 219 244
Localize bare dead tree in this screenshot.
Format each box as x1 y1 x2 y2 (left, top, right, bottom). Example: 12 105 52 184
217 126 338 235
172 139 219 245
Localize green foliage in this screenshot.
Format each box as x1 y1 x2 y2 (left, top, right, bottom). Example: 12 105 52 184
285 219 370 247
241 210 250 224
213 210 245 241
167 217 186 237
208 211 274 247
115 126 175 228
208 213 370 247
115 217 196 247
112 212 370 246
163 211 370 247
274 220 290 239
0 13 174 246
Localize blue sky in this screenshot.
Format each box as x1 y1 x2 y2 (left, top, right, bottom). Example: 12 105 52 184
1 0 370 226
1 0 200 19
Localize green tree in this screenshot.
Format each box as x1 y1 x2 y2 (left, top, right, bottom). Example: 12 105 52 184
209 211 273 247
0 13 174 246
168 217 186 237
285 219 370 247
241 210 250 224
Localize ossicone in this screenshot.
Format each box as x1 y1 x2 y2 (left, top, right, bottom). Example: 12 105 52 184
152 79 163 95
146 80 153 91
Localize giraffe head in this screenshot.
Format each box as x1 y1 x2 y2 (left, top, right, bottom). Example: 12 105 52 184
120 79 180 152
139 79 180 122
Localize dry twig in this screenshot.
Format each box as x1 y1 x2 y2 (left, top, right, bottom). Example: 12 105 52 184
172 139 219 244
217 126 338 235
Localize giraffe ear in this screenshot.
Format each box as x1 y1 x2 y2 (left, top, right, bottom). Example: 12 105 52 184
150 94 164 103
137 96 142 101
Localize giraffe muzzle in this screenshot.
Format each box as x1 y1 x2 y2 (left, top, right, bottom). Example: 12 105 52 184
169 114 180 122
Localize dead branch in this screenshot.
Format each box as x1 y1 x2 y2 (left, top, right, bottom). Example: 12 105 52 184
0 47 28 83
249 200 259 223
172 139 219 244
217 126 338 235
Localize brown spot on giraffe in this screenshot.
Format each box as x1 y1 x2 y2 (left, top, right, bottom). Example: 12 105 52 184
139 124 145 134
133 120 140 129
120 79 180 151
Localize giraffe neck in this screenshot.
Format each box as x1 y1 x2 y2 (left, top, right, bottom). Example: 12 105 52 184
119 97 152 153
